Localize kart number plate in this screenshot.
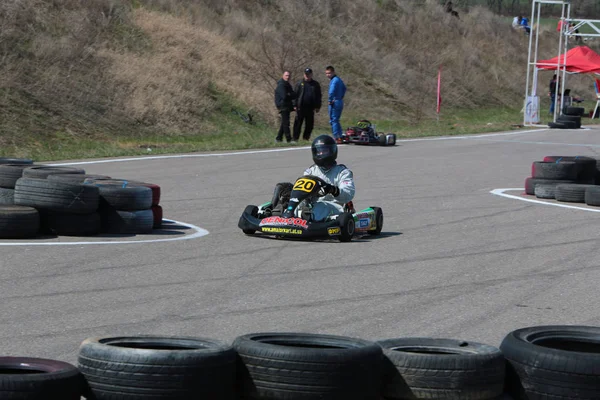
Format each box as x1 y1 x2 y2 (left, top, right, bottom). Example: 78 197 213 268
293 178 316 193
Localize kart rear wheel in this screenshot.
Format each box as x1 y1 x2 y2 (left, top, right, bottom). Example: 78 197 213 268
338 212 355 242
242 205 259 235
368 207 383 235
378 133 386 146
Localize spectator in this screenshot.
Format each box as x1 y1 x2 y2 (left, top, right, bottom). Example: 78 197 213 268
325 66 346 144
520 17 530 34
557 19 565 32
274 70 296 143
570 22 582 43
293 68 322 142
512 16 522 29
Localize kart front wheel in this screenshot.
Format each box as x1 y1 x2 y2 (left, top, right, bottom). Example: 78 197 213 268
368 207 383 235
242 205 259 235
338 212 355 242
378 133 386 146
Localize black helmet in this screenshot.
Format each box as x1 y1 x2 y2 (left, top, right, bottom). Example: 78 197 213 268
311 135 338 168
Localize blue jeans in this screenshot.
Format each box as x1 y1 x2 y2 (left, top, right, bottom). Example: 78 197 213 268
329 101 344 138
550 95 556 114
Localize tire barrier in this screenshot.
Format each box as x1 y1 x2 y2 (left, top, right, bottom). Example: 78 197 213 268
0 205 40 238
78 336 236 400
501 325 600 399
525 156 600 204
234 332 383 400
0 157 34 165
0 356 83 399
84 178 158 234
0 159 164 239
0 326 596 399
378 338 505 400
22 165 85 179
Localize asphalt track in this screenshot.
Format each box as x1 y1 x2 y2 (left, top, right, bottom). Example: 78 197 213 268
2 125 600 366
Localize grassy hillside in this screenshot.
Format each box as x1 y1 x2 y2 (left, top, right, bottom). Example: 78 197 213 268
1 0 598 161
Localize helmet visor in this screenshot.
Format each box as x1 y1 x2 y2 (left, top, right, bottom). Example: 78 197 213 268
313 145 333 159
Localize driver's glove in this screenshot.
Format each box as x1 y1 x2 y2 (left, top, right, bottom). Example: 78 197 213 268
323 183 340 197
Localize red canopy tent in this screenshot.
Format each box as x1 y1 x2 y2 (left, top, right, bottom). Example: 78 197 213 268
536 46 600 74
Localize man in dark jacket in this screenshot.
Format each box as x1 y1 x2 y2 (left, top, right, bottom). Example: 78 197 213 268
274 71 295 143
293 68 322 141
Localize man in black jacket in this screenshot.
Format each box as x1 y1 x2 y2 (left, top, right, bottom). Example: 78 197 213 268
274 71 295 143
293 68 322 141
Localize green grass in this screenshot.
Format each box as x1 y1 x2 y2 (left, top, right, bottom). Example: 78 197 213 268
0 106 530 162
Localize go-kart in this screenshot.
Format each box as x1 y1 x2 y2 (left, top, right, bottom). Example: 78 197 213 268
341 120 396 146
238 175 383 242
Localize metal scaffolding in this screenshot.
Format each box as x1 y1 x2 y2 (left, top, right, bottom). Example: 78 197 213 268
524 0 600 125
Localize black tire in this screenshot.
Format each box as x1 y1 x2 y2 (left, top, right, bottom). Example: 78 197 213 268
86 180 153 211
85 178 161 207
531 161 579 180
78 336 236 400
556 115 581 128
99 209 154 234
548 121 574 129
585 186 600 206
563 106 585 116
47 174 111 185
0 205 39 239
0 357 83 400
14 178 100 214
368 207 383 235
39 210 101 236
500 325 600 399
0 157 33 165
0 164 33 188
242 205 258 235
542 156 596 183
554 183 596 203
524 177 577 195
233 332 383 400
22 166 85 179
0 187 14 205
338 212 355 242
534 184 556 199
378 338 505 400
378 133 387 146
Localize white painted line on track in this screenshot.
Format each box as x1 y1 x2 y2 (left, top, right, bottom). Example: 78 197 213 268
50 147 311 166
0 219 209 246
48 128 550 166
472 138 600 148
490 188 600 213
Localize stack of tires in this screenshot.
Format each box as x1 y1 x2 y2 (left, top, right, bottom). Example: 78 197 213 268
548 107 585 129
234 332 383 399
525 156 597 201
0 356 84 399
378 338 505 400
0 159 41 239
501 325 600 399
0 158 34 205
78 335 237 399
83 178 155 234
14 166 102 236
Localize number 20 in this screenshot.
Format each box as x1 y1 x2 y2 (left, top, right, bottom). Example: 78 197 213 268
293 179 315 192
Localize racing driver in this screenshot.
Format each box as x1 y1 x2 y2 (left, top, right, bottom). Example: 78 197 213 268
299 134 355 221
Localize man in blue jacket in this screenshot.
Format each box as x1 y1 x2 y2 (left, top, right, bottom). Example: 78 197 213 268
325 66 346 144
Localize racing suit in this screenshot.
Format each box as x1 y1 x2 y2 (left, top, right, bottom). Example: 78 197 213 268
303 163 355 221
